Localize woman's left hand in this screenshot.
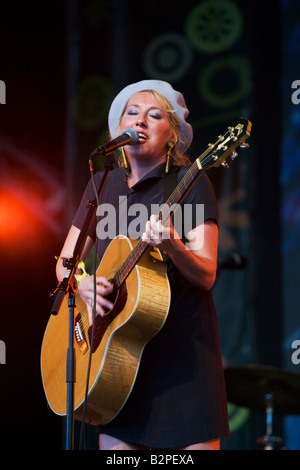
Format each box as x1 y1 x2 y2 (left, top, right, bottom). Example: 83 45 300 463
142 215 219 291
142 214 179 251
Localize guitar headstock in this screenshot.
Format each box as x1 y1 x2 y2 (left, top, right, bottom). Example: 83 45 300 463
197 118 252 170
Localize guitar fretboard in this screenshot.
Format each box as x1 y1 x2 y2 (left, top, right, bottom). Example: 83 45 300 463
114 158 204 287
113 117 251 287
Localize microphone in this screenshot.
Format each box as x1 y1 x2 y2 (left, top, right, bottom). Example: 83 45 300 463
89 128 139 159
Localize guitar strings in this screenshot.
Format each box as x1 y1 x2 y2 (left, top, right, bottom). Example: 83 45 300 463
114 132 226 286
75 147 214 334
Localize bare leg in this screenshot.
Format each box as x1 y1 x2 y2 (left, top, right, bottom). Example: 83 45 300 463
99 434 220 450
175 439 220 450
99 433 151 450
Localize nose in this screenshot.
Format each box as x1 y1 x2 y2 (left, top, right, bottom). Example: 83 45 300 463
134 116 147 128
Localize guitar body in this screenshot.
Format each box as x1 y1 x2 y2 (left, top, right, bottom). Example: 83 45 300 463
41 235 171 425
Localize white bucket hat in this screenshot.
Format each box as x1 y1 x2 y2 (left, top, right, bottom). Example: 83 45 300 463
108 79 193 154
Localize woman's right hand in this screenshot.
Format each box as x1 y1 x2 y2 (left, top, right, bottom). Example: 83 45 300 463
78 275 114 325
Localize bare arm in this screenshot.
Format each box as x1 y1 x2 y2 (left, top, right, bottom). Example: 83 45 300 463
56 225 94 281
56 225 114 323
142 216 218 290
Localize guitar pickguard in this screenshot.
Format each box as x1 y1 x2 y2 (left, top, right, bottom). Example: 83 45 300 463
87 282 128 353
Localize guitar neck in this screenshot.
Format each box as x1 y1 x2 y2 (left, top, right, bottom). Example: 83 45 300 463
114 159 205 287
114 117 252 287
160 159 204 223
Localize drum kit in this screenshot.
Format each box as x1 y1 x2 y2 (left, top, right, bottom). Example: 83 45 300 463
224 364 300 449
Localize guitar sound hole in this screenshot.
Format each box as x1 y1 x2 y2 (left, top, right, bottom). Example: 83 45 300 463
87 282 127 353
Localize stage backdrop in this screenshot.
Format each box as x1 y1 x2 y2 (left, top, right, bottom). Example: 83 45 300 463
281 0 300 451
1 0 299 450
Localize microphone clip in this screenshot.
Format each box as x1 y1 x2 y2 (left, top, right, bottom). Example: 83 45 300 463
88 128 138 172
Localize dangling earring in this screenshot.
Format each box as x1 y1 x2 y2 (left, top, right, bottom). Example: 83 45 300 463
165 141 174 174
121 147 129 170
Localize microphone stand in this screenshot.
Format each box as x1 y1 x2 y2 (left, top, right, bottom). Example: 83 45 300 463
50 150 115 450
257 393 283 450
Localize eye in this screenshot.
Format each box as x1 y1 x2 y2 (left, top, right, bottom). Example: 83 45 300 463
127 110 138 116
126 106 138 116
149 112 163 120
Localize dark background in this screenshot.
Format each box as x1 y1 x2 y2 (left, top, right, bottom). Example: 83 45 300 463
1 0 300 450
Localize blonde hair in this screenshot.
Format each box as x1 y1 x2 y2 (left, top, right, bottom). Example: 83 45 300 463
117 90 191 169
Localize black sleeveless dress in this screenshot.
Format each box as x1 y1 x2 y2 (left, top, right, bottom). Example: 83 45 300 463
72 164 230 448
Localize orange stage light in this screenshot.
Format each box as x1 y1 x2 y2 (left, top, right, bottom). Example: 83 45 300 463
0 188 44 250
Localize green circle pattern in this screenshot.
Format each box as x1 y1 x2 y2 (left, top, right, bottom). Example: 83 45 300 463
72 75 112 131
185 0 243 54
228 403 250 433
198 55 251 108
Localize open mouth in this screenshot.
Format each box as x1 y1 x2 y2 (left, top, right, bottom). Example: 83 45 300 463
138 132 147 141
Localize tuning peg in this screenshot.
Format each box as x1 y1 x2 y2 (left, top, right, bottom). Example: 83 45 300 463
221 161 229 168
231 151 238 160
240 141 249 149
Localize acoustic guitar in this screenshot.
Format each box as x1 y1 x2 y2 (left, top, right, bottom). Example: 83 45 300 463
40 118 252 425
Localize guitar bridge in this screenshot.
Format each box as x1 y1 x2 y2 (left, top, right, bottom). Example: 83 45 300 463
75 313 89 355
